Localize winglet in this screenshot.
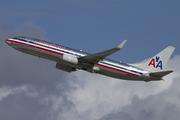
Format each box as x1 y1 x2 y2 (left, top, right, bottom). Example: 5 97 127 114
117 40 127 49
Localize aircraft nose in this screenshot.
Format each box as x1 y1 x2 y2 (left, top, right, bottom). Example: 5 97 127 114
5 39 11 45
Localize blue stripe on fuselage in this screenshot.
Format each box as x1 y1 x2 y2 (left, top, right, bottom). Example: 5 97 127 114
17 38 143 76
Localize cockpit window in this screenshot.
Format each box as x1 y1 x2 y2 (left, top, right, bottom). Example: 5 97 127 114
13 36 41 42
13 37 20 40
13 36 31 40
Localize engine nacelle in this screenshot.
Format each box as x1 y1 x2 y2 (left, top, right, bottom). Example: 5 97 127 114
61 54 78 65
82 66 100 73
92 66 100 73
56 62 76 72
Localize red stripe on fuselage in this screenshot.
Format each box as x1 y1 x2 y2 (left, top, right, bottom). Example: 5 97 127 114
6 39 63 55
95 63 140 77
7 39 139 77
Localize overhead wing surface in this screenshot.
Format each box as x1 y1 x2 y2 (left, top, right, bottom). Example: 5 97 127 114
78 40 127 63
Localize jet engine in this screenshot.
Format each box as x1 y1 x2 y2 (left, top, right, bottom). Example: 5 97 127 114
82 65 100 73
61 54 78 65
56 62 76 72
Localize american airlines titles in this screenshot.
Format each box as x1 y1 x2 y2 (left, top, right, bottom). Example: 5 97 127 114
39 41 66 50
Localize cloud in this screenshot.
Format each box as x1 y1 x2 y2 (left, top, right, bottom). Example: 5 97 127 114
64 55 180 120
99 111 134 120
0 21 75 120
12 21 47 39
0 86 27 101
0 21 180 120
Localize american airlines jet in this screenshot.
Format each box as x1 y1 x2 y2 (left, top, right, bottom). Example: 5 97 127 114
6 37 175 82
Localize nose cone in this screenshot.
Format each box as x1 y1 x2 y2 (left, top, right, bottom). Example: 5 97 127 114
5 39 11 45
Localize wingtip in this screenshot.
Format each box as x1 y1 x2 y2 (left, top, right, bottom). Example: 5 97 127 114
168 46 175 50
117 39 127 49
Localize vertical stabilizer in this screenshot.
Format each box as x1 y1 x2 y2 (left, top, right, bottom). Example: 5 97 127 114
131 46 175 72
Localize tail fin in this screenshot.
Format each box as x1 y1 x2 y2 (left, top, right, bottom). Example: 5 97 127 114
131 46 175 72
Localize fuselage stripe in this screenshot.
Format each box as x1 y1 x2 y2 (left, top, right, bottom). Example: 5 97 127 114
95 63 139 77
7 39 142 77
7 39 63 55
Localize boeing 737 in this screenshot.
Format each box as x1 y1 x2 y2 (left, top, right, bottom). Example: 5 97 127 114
6 37 175 82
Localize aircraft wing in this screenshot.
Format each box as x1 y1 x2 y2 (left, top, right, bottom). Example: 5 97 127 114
78 40 127 63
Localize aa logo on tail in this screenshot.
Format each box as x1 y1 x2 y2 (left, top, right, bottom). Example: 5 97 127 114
148 56 162 70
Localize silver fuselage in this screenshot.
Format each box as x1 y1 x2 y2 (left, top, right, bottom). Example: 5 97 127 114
6 37 159 81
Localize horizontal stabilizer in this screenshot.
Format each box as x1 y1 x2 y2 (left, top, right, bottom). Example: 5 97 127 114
150 70 173 78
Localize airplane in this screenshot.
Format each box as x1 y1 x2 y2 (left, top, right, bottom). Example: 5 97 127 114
5 37 175 82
